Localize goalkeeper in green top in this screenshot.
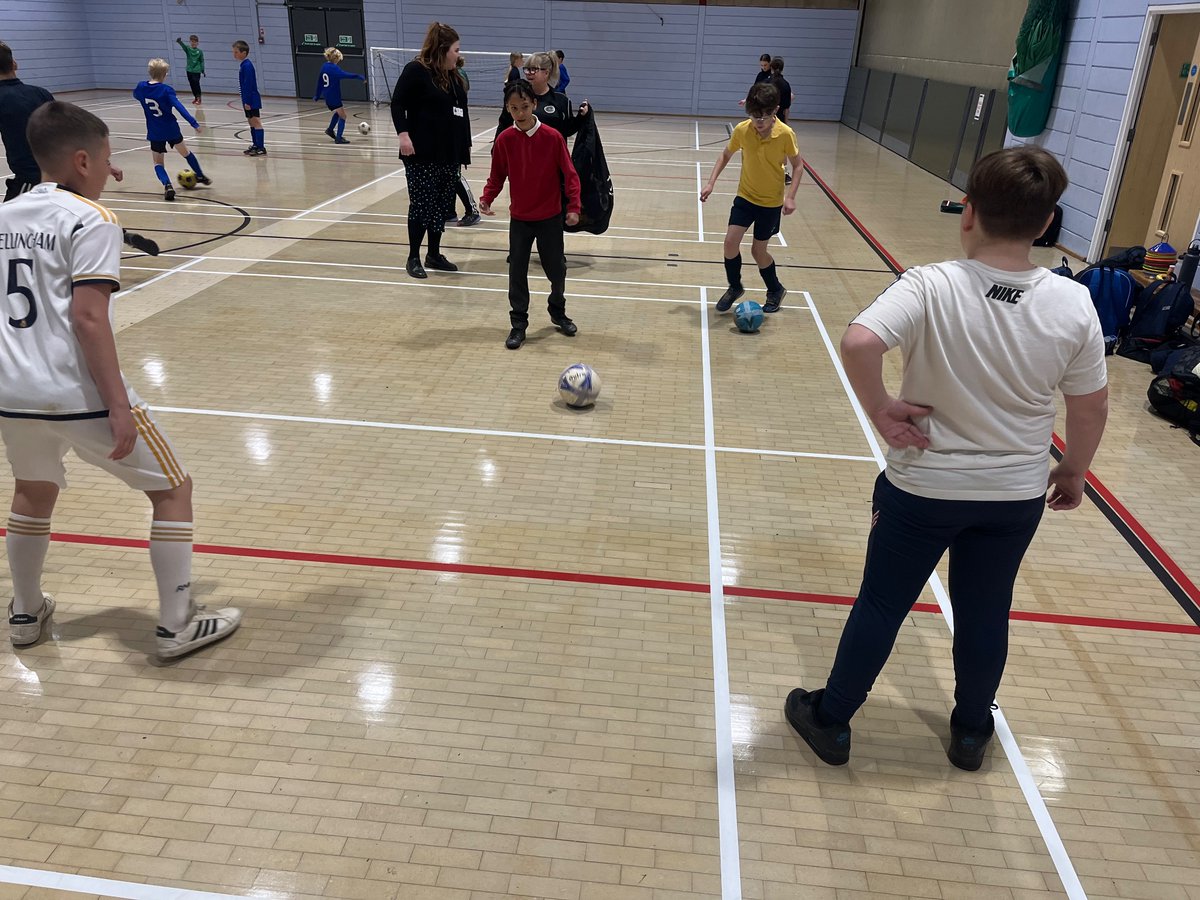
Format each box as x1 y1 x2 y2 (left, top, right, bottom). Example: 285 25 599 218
175 35 205 105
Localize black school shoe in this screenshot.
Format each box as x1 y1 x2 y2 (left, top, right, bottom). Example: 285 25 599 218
551 315 577 336
784 688 851 766
947 713 995 771
405 258 427 279
715 285 745 312
764 286 787 313
425 253 458 272
505 328 526 350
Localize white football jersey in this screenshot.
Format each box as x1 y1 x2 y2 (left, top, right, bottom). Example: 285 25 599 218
0 183 141 418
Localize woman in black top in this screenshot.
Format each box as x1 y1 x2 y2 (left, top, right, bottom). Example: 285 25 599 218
495 51 589 140
391 22 471 279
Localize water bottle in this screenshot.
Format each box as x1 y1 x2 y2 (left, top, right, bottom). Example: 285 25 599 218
1178 240 1200 288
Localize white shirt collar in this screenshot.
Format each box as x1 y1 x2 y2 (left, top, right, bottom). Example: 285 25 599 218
513 118 542 138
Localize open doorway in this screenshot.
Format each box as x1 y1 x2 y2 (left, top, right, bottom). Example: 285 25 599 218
1098 5 1200 262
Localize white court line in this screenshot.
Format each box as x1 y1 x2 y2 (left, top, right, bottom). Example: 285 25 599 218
116 257 204 298
151 405 875 462
289 123 523 221
695 162 705 242
0 866 244 900
104 202 708 237
699 286 743 900
801 290 1088 900
125 263 819 312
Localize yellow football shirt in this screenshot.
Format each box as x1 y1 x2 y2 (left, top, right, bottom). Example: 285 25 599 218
727 118 798 208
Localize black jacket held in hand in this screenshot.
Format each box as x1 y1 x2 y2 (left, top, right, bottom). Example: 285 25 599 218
390 61 472 165
565 111 613 236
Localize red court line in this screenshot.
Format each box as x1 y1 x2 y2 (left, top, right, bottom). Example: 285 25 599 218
14 529 1197 637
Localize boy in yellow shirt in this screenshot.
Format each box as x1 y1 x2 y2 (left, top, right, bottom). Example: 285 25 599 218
701 82 801 314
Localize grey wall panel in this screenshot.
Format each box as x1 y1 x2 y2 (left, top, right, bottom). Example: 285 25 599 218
880 72 925 158
698 7 857 119
842 67 868 129
0 0 92 92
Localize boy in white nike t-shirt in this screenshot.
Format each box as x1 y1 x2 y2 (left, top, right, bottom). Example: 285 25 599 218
0 101 241 659
785 146 1109 771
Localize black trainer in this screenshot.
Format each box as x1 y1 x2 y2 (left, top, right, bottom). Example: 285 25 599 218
243 144 257 155
325 127 336 140
334 136 350 145
764 286 787 313
405 258 427 279
164 185 176 202
505 328 526 350
947 714 994 771
784 688 851 766
715 285 744 312
551 315 577 336
122 230 160 256
459 212 481 227
425 253 458 272
195 174 212 186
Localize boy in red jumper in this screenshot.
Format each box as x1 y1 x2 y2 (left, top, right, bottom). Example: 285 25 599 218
481 80 582 350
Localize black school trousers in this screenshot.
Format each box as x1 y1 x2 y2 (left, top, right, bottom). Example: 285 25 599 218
508 214 566 328
819 471 1045 730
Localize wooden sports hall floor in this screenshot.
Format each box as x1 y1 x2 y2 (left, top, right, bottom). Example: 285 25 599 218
0 91 1196 900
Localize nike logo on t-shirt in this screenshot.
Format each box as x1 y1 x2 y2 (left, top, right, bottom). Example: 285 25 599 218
984 283 1025 304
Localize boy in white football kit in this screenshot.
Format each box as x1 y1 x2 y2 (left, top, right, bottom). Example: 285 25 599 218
0 101 241 658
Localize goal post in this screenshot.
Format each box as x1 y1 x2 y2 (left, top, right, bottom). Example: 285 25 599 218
367 47 536 105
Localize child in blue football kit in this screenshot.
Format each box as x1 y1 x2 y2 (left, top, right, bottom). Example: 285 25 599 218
233 40 266 156
132 58 209 201
314 48 365 144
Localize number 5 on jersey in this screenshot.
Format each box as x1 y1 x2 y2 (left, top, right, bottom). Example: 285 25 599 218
7 259 37 329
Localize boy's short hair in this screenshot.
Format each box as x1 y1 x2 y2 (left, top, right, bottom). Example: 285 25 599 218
324 47 343 63
27 101 109 170
232 40 250 54
759 53 771 63
967 146 1068 241
770 56 784 74
147 58 169 80
189 34 199 42
555 50 565 61
504 79 537 107
0 41 14 75
745 82 779 117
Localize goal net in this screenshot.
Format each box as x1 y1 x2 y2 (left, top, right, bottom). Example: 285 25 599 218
368 48 535 105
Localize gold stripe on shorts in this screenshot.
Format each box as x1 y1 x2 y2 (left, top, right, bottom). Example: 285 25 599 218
132 407 186 487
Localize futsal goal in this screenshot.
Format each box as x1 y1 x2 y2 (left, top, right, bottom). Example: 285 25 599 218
367 48 536 105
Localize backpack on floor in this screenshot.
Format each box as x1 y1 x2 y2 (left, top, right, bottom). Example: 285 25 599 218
1147 344 1200 447
1116 277 1197 363
1077 266 1136 354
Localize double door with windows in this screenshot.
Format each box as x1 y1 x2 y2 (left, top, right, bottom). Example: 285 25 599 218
287 2 367 102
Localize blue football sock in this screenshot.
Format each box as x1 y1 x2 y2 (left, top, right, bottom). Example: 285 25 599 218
252 128 264 148
328 113 339 132
336 117 346 139
154 165 169 186
184 153 204 177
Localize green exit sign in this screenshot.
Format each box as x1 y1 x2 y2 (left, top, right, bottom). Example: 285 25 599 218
303 33 318 44
338 34 354 45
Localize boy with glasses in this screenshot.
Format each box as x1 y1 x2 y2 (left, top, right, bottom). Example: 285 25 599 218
701 82 800 315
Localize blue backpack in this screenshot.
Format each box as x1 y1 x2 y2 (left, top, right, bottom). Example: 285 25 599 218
1116 278 1196 363
1076 266 1136 354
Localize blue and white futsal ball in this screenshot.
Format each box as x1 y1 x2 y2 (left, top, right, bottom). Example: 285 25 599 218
734 300 764 333
558 363 601 408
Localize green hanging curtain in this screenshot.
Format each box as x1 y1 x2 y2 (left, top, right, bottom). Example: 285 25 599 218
1007 0 1072 137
